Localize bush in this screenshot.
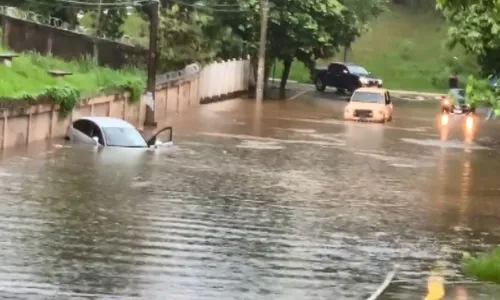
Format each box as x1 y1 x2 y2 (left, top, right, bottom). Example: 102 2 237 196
0 48 146 114
462 248 500 283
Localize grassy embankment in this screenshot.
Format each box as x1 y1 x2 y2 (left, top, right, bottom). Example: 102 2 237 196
462 249 500 283
273 5 479 93
0 46 144 113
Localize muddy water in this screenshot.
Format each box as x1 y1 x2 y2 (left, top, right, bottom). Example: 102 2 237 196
1 94 500 299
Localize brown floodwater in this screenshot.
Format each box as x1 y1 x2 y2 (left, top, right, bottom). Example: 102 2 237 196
1 90 500 299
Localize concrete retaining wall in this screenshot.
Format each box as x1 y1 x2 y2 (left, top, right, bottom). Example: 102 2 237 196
0 14 147 69
0 76 199 150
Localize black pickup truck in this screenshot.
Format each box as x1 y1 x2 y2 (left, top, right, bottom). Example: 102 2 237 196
314 62 383 93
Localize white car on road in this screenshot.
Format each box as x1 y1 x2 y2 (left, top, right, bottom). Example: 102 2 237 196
65 117 173 148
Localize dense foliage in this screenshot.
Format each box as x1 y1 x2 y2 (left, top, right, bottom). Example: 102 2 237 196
462 248 500 283
437 0 500 75
18 0 128 38
465 75 500 117
437 0 500 116
156 3 243 71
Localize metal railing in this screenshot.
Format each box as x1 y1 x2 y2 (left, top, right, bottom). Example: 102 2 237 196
155 63 201 85
0 6 143 47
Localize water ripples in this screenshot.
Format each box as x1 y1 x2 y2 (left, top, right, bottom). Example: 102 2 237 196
0 102 499 298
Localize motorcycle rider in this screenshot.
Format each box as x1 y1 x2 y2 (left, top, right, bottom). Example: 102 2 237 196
448 73 458 89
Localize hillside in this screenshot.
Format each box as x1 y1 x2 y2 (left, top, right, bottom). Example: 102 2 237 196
273 5 479 92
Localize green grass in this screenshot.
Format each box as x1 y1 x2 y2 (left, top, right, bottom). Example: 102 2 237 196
462 248 500 283
273 5 479 92
0 46 145 100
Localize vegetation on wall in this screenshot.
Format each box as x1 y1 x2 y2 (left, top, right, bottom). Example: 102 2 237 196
0 48 144 115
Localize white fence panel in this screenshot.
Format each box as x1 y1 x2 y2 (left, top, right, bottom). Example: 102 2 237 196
198 58 251 100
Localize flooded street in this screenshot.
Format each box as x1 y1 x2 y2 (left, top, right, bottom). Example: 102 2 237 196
1 90 500 299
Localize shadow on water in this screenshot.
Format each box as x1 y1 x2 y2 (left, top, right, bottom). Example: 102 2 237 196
1 96 500 298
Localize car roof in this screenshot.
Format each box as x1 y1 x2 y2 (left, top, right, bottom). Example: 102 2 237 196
76 116 136 128
354 87 387 94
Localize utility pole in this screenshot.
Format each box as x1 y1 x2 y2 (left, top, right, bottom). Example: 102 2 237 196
93 0 103 64
255 0 269 102
144 0 160 125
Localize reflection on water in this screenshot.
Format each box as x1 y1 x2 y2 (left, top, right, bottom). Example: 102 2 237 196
1 98 500 299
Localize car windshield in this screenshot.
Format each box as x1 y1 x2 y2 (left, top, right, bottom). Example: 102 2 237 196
347 65 369 75
102 127 148 147
351 91 384 103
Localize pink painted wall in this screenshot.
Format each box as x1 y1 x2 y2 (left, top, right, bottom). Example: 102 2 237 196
1 76 199 150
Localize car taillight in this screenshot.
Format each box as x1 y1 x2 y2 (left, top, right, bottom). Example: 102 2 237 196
466 115 474 131
441 114 449 126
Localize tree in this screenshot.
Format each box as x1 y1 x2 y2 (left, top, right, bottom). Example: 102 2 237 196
9 0 128 36
391 0 436 12
214 0 386 99
20 0 82 28
156 4 218 71
437 0 500 74
437 0 500 117
87 6 128 39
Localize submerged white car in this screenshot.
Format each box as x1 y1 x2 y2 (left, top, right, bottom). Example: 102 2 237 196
65 117 173 148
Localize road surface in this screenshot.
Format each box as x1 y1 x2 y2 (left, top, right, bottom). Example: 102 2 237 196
0 89 500 299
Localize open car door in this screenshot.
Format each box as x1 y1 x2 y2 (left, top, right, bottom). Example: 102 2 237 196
146 126 173 147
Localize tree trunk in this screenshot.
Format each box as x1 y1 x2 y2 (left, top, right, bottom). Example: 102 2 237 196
279 58 292 100
343 45 349 62
248 57 258 95
263 60 272 98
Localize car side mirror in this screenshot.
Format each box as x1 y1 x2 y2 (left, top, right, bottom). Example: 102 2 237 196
92 136 99 145
343 69 348 74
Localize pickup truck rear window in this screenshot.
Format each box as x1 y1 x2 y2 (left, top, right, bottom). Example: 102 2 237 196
351 92 384 104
